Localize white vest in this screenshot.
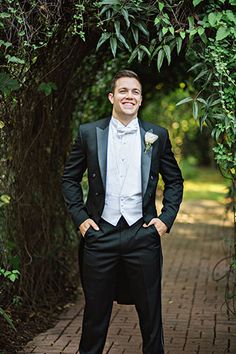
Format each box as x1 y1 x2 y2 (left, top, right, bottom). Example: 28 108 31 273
101 117 143 226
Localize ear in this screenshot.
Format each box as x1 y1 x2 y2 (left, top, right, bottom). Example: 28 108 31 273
108 92 114 104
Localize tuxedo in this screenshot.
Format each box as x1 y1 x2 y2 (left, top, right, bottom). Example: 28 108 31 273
62 117 183 354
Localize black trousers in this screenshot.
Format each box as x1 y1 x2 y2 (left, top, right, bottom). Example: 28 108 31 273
79 216 164 354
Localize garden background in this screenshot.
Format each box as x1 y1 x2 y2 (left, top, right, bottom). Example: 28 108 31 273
0 0 235 352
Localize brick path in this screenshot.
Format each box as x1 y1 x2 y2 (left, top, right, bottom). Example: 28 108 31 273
19 200 236 354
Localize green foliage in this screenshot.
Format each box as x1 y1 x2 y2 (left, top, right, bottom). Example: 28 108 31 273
0 194 20 331
176 3 236 182
0 307 16 332
0 0 235 326
0 72 20 96
38 82 57 96
73 53 128 131
96 0 193 71
0 268 20 282
0 194 11 206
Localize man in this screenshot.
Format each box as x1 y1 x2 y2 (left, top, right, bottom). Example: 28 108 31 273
62 70 184 354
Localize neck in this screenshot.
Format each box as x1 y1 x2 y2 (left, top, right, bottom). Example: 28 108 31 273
112 114 137 126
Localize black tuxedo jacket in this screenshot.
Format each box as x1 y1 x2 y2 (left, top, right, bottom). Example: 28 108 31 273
62 117 183 303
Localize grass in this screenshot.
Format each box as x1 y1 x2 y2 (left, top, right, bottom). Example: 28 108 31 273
182 166 230 202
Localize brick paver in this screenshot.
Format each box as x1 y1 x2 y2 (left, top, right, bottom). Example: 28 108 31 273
19 200 236 354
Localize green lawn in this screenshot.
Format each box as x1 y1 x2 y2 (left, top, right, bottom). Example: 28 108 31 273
182 167 230 202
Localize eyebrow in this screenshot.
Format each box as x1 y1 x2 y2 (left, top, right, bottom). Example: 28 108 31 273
118 87 141 92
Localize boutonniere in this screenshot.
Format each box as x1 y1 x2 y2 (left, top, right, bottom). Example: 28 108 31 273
144 131 158 153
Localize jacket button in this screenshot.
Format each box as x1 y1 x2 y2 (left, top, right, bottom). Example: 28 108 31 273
149 192 152 197
92 173 96 178
95 192 99 196
150 175 154 180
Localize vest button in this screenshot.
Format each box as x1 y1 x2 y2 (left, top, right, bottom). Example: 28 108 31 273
149 192 152 197
92 173 96 178
150 175 154 180
95 192 99 196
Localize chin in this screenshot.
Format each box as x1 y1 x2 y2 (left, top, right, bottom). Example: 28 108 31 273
122 109 136 115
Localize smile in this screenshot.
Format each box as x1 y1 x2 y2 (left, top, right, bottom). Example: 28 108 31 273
122 102 135 107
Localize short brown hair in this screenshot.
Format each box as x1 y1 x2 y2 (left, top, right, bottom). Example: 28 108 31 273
111 70 142 93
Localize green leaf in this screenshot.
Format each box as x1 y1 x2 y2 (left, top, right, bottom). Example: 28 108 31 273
188 62 203 72
0 12 11 18
216 26 230 41
210 99 221 106
176 37 182 54
180 31 186 39
157 49 164 72
0 194 11 204
198 27 205 36
114 21 120 38
121 9 130 28
176 97 193 106
9 274 17 282
199 114 208 131
193 101 198 120
135 22 149 37
193 0 203 6
189 29 197 38
128 47 139 63
96 32 111 51
5 55 25 64
162 27 168 36
137 49 144 63
0 307 16 332
208 12 218 27
168 26 175 35
110 36 117 57
131 27 139 44
225 10 236 24
188 16 195 29
154 16 160 25
0 40 12 48
12 270 20 274
99 0 120 4
193 69 208 82
158 2 164 12
199 32 207 44
140 45 151 57
38 82 57 96
0 72 20 96
162 16 170 25
196 97 207 105
117 33 130 51
163 44 171 65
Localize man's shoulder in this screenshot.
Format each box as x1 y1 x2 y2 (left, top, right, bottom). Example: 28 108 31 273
80 117 110 132
140 119 168 136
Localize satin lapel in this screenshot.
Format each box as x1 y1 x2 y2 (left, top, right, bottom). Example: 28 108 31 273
96 124 109 190
140 122 152 197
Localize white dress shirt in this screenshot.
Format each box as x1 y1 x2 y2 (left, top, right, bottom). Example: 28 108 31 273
101 117 143 226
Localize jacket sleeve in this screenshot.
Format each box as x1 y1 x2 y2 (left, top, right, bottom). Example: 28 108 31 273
158 129 184 232
61 127 89 229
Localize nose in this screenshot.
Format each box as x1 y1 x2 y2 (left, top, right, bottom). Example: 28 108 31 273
126 90 133 99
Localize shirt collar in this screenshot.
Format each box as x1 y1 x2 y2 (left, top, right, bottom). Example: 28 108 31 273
111 116 138 130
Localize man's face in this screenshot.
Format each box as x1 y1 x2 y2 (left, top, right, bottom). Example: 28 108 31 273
108 77 142 121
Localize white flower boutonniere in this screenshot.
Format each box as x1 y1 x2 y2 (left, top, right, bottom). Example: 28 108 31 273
144 131 158 153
